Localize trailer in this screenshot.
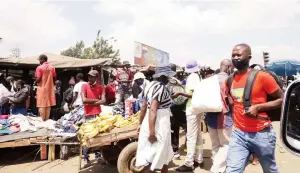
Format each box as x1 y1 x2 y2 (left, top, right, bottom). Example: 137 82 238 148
78 124 144 173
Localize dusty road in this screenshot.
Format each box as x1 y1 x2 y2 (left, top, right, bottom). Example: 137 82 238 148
0 121 299 173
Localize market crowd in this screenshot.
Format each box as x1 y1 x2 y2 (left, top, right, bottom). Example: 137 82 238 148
0 43 294 173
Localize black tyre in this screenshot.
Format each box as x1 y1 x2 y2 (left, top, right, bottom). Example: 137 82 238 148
117 142 145 173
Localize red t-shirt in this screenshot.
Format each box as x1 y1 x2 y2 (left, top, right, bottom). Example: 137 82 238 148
227 71 279 132
81 83 104 116
105 84 116 101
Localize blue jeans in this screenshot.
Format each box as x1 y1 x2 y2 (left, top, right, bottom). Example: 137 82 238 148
225 126 279 173
10 108 27 115
83 115 101 161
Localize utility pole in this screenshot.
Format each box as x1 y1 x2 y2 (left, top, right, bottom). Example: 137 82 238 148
263 52 270 67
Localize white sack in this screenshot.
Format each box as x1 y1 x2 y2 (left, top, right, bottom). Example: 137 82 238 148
191 75 222 114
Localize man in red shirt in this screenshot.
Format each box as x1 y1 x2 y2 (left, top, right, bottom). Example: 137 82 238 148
81 70 106 167
105 76 116 104
225 44 283 173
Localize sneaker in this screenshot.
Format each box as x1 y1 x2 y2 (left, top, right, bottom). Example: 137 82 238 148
175 165 194 172
194 161 204 168
173 151 180 160
83 159 91 168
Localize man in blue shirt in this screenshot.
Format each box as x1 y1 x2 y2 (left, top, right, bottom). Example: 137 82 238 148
205 59 233 173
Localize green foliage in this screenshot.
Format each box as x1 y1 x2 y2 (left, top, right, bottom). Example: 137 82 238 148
61 30 120 61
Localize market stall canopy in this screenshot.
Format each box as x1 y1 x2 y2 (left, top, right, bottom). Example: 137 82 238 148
266 59 300 76
0 53 112 69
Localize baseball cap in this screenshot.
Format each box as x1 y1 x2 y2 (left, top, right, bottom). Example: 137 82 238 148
88 70 98 77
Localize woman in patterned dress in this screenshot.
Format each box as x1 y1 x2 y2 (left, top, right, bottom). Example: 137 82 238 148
135 65 176 173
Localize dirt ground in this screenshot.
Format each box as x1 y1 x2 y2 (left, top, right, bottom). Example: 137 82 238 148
0 121 299 173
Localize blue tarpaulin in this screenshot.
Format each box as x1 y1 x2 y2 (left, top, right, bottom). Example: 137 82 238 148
266 60 300 76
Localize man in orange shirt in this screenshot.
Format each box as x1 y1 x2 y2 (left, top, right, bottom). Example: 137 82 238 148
225 44 283 173
34 54 56 121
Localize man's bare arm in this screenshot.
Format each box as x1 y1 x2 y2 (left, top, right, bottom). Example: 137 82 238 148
93 92 106 105
81 93 99 104
256 89 284 112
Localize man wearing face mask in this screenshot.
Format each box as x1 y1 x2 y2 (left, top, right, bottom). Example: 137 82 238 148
8 80 29 115
205 59 233 173
81 70 106 167
225 44 283 173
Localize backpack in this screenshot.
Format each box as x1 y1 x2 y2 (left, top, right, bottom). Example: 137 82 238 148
226 64 284 121
167 78 187 105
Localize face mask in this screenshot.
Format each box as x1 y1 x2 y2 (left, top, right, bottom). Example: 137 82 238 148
232 59 249 70
137 80 143 86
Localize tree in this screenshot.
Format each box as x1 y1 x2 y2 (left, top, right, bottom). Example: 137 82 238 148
61 30 120 61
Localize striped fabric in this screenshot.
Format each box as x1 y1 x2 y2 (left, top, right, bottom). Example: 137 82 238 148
142 81 172 109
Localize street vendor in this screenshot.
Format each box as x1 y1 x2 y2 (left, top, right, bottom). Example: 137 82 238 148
81 70 106 167
115 61 133 103
34 54 56 121
7 79 29 115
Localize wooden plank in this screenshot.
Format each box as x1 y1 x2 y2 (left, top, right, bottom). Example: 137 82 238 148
0 139 31 148
96 124 138 137
87 125 138 148
48 145 55 161
40 145 47 160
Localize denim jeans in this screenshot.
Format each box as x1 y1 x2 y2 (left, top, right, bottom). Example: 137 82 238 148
83 115 101 161
225 126 279 173
10 107 27 115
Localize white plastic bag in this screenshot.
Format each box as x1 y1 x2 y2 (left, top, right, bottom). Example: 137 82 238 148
190 75 222 114
0 84 11 104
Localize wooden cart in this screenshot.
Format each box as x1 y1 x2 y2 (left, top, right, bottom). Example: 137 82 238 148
78 124 144 173
0 131 80 162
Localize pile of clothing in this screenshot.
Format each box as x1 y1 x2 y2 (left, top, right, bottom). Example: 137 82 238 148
0 115 20 135
112 103 125 115
0 114 55 135
55 106 84 133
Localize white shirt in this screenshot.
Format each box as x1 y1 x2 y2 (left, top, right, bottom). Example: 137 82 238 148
185 73 201 115
73 81 87 106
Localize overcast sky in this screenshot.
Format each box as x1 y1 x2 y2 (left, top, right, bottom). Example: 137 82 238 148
0 0 299 68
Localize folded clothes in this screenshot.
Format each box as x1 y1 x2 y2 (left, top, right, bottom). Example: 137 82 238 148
9 124 20 133
0 128 13 135
0 119 8 126
0 115 9 119
0 124 6 130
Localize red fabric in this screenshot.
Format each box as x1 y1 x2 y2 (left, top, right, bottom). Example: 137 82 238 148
105 84 116 101
35 62 56 78
35 62 56 107
0 115 9 119
82 83 104 116
226 71 280 132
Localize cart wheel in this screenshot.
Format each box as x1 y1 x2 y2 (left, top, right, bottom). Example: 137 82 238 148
117 142 145 173
60 145 70 160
